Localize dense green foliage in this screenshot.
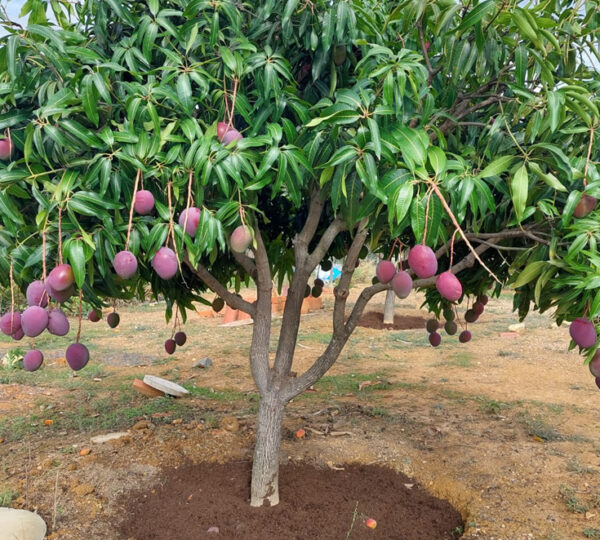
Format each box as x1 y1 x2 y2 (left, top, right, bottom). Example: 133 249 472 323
0 0 599 360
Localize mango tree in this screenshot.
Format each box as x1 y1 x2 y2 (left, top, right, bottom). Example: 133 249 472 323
1 0 599 507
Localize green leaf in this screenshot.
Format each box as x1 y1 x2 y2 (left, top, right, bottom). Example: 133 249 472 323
547 90 562 132
527 162 567 192
456 0 496 33
512 260 547 289
66 239 86 288
511 164 529 221
367 118 381 159
322 146 358 168
428 147 446 176
478 156 515 178
82 75 99 126
177 73 193 114
392 126 426 167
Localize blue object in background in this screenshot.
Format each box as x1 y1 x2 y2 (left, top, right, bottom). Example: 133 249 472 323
316 265 342 283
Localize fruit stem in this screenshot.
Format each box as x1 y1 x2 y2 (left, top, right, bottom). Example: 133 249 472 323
41 231 47 281
58 206 63 265
227 78 239 129
422 188 432 245
428 180 502 284
387 238 399 261
171 304 179 338
125 169 141 251
9 260 14 328
181 170 194 240
584 123 595 187
166 181 183 279
76 289 83 343
449 228 459 268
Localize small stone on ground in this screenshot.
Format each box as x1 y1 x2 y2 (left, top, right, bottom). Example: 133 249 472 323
193 357 213 368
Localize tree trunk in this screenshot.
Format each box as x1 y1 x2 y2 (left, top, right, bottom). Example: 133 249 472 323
383 289 395 324
250 392 286 507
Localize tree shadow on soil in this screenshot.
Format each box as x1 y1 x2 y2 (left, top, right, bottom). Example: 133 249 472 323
119 461 463 539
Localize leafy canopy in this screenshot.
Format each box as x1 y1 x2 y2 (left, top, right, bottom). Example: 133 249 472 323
0 0 599 358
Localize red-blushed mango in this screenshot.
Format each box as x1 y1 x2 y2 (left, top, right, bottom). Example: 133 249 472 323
47 308 69 336
178 207 201 237
477 294 489 305
66 342 89 371
596 377 600 390
11 327 24 341
113 250 138 279
107 312 120 328
473 301 485 315
429 332 442 347
174 331 187 346
589 350 600 378
152 247 178 279
21 306 48 337
408 245 438 278
375 260 396 284
0 311 21 336
23 350 43 372
436 271 462 302
45 282 74 303
165 339 176 355
459 330 472 343
134 190 155 215
26 280 48 307
464 309 478 323
221 128 243 145
0 137 12 160
47 264 75 292
217 122 229 141
88 309 101 322
230 225 252 253
570 317 597 348
574 194 597 218
392 270 413 299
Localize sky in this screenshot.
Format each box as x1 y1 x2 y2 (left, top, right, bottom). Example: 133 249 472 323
3 0 27 25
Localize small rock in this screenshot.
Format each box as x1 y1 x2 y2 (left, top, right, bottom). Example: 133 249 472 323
72 483 95 496
207 526 220 534
91 432 130 444
508 322 525 332
220 416 239 433
0 508 46 540
193 357 213 368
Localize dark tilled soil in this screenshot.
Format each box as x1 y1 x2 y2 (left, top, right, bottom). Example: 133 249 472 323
119 461 463 540
357 311 428 331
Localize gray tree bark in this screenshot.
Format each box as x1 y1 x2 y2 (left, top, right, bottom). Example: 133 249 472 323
250 392 286 507
383 289 395 324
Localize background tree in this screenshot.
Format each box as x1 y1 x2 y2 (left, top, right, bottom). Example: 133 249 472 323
1 0 599 508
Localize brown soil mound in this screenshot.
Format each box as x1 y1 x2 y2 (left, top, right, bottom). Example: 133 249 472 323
357 311 427 331
119 461 463 539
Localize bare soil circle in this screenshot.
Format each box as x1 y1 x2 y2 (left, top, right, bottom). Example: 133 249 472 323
357 311 428 330
118 461 463 539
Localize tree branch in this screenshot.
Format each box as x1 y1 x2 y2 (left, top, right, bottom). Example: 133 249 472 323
304 217 347 272
333 218 369 336
232 251 257 278
294 189 324 267
249 228 272 395
183 257 256 316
